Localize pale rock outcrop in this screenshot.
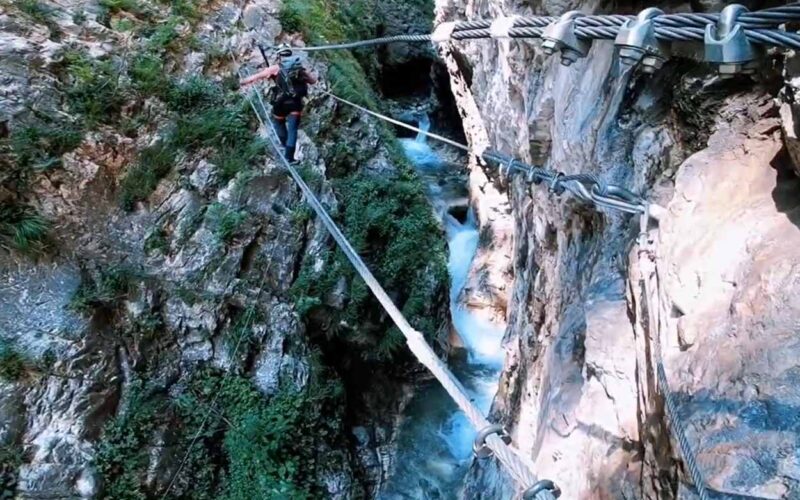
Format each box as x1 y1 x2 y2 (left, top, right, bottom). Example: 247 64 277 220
436 0 800 498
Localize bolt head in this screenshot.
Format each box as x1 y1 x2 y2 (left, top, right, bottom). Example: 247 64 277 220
641 55 665 71
618 47 643 66
541 38 559 55
718 63 744 76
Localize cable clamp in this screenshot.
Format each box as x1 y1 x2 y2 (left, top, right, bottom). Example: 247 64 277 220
704 4 761 78
525 167 540 184
614 8 671 74
541 11 591 66
499 156 515 178
490 15 518 39
472 424 511 458
431 22 457 43
549 172 565 195
522 479 562 499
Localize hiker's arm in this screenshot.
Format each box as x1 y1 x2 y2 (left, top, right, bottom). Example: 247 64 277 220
240 65 279 86
303 69 318 84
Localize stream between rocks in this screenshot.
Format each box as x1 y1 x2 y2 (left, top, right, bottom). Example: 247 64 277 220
379 116 505 499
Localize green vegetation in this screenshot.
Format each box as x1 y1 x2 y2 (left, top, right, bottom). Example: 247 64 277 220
206 203 247 243
96 368 344 499
63 52 128 126
19 0 53 24
0 342 29 381
128 52 168 96
1 445 23 498
166 76 223 112
291 169 447 358
9 121 83 175
144 227 170 255
70 267 134 313
0 203 49 254
99 0 150 17
94 381 165 500
119 141 176 211
143 17 181 52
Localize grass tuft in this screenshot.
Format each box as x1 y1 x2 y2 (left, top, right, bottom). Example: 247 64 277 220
0 203 49 254
119 141 177 211
206 203 247 243
70 266 134 313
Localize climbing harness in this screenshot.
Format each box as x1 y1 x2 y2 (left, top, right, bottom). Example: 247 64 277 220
292 4 800 76
230 50 559 499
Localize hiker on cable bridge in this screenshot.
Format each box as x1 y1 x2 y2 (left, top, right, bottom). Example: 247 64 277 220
240 43 317 163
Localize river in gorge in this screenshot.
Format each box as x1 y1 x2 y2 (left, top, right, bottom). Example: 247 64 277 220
379 116 506 499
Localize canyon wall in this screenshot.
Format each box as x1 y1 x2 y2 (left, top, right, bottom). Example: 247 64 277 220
0 0 448 497
437 0 800 498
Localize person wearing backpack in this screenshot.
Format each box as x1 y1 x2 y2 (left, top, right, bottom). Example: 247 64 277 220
240 44 318 162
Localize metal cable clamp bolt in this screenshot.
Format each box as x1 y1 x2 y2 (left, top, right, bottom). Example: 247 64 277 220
472 424 511 458
704 4 761 78
615 8 671 74
499 157 515 178
525 167 542 185
522 479 562 499
548 172 565 195
541 11 591 66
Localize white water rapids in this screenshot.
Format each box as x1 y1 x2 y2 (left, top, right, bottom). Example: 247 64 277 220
379 116 505 499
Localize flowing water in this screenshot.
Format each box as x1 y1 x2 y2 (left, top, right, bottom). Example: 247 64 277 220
379 117 506 499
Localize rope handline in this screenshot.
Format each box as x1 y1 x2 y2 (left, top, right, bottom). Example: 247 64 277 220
230 51 557 499
288 4 800 52
321 89 652 217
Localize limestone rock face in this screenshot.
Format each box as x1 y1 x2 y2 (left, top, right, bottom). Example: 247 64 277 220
0 0 448 497
436 0 800 498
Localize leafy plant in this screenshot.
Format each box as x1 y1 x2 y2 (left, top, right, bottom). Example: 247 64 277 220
145 17 180 51
167 76 223 112
9 122 83 173
1 445 24 497
99 0 149 16
291 169 447 358
94 381 164 500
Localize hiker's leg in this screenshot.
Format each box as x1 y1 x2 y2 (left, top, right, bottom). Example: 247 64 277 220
285 112 301 161
271 114 288 146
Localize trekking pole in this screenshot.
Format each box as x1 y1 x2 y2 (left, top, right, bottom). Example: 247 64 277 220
257 44 271 65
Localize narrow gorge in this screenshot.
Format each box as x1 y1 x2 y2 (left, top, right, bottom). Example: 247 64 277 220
3 0 800 499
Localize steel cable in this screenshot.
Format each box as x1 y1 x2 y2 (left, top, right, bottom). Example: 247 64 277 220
231 55 556 500
289 4 800 52
639 224 710 500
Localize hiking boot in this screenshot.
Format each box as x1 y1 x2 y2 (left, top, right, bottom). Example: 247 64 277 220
285 146 297 163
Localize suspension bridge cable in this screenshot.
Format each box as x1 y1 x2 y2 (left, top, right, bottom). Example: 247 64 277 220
230 53 557 500
290 4 800 52
320 89 648 216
